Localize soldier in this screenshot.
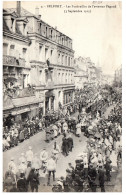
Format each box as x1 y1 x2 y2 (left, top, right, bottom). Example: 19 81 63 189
62 134 69 156
52 141 60 163
8 157 17 180
67 134 73 152
18 153 27 165
104 158 112 181
32 154 41 172
47 156 56 186
40 147 48 172
98 166 105 192
26 146 34 167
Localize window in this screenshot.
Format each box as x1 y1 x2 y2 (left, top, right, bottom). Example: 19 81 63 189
39 45 42 54
23 23 26 35
45 48 48 60
9 45 15 56
50 29 53 39
10 45 15 50
62 55 64 65
62 73 64 82
11 18 15 32
3 43 8 55
58 91 61 97
39 70 42 83
68 57 70 66
39 23 42 34
50 50 53 63
46 27 48 37
65 56 67 65
66 73 67 83
50 50 53 56
22 48 27 57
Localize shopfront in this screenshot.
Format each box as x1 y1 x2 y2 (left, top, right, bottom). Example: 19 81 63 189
45 90 55 114
63 90 74 105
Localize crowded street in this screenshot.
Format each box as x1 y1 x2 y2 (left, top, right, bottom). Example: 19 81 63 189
3 1 122 192
3 84 122 192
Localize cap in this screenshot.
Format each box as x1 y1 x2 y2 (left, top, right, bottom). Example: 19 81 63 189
11 157 14 161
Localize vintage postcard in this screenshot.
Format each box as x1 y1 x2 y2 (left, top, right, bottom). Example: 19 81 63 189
2 0 122 192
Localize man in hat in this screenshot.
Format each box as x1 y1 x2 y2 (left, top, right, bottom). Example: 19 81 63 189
104 158 112 181
62 134 69 156
98 165 105 192
8 157 17 185
83 152 88 178
8 157 17 176
40 147 48 172
52 141 60 163
17 171 27 192
88 163 97 192
26 146 34 167
17 160 27 178
67 134 73 152
27 168 40 192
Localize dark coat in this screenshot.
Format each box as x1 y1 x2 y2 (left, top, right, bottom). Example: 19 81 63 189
17 178 27 192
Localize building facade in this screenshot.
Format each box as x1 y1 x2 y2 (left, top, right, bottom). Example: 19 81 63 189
74 57 102 89
3 3 75 121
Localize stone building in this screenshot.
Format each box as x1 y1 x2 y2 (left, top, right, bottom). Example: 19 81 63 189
74 57 102 89
3 2 75 121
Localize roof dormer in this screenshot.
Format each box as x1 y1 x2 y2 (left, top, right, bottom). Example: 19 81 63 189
3 11 18 33
16 17 29 36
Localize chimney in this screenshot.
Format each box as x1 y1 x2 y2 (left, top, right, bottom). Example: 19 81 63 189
35 7 39 17
17 1 21 17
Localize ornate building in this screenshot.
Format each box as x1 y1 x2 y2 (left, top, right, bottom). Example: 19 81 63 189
3 2 75 121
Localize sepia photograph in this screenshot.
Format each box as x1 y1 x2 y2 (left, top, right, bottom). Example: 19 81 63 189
2 0 122 192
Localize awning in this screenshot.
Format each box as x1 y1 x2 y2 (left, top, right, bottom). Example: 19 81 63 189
11 108 30 115
4 77 17 83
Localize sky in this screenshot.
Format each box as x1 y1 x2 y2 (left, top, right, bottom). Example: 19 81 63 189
3 1 122 75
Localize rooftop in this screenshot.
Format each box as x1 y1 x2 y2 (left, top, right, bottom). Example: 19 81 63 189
4 7 72 41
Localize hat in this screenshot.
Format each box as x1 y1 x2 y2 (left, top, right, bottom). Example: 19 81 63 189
21 160 25 164
11 157 14 161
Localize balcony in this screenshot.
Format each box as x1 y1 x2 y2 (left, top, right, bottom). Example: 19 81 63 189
3 55 25 68
12 87 35 98
3 67 9 74
3 55 16 66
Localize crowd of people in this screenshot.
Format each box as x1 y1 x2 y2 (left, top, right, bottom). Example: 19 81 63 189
3 103 78 151
3 84 122 192
51 85 122 192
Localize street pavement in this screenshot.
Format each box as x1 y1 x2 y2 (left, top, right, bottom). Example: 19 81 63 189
3 106 122 192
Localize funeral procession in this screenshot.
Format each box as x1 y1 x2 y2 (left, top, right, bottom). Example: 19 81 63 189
2 1 122 192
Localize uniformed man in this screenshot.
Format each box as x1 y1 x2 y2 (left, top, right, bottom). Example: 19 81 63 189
19 153 27 165
26 146 34 167
40 147 48 172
